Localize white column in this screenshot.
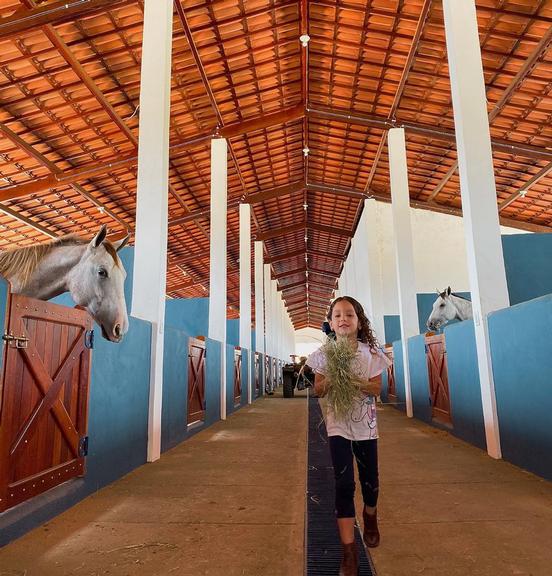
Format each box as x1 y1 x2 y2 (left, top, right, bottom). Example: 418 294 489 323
253 241 264 403
239 204 252 404
208 138 228 420
254 242 265 355
355 200 385 344
271 279 278 358
443 0 509 459
131 0 173 463
388 128 418 418
263 264 272 357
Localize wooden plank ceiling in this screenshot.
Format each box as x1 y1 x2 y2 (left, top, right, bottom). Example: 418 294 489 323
0 0 551 329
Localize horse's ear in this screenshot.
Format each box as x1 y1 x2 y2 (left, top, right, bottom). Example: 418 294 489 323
112 234 130 252
447 286 451 296
91 225 108 249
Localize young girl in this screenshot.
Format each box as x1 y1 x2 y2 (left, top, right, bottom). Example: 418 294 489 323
306 296 391 576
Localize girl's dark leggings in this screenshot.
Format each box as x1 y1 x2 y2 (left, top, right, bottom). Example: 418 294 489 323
328 435 379 518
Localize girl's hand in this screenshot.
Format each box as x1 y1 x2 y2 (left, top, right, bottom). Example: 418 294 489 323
314 373 328 397
352 374 382 397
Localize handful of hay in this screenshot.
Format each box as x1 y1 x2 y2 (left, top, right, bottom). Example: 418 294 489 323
322 337 360 419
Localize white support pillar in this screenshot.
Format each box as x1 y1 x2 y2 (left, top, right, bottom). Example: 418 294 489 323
208 138 228 420
388 128 418 418
443 0 509 459
355 200 385 344
263 264 272 358
253 242 264 403
131 0 173 463
239 203 252 404
271 279 278 359
254 242 265 354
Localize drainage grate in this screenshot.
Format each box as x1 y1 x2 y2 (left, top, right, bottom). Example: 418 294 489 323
306 396 376 576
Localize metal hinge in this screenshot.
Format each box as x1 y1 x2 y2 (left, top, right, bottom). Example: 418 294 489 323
84 330 94 349
2 332 29 349
78 436 89 457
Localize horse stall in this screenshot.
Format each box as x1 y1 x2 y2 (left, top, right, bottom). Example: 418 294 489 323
161 297 257 451
0 247 153 545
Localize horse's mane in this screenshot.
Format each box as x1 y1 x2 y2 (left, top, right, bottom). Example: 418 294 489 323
0 234 119 288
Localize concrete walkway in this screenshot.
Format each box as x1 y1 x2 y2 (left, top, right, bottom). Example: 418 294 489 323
367 404 552 576
0 391 308 576
1 392 551 576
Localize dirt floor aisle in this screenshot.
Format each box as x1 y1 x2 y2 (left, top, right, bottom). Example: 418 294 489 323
364 404 552 576
0 391 308 576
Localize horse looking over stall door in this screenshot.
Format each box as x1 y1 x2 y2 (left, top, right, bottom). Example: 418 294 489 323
0 225 129 342
426 287 473 332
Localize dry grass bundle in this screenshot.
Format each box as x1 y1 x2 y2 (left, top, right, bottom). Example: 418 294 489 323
322 337 360 419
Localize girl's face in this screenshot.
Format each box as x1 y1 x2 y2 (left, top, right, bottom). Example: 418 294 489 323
329 300 359 340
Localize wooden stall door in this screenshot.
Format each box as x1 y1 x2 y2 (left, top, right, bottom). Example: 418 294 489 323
233 348 242 406
187 338 206 425
0 294 92 512
254 353 260 397
384 346 397 405
425 334 452 425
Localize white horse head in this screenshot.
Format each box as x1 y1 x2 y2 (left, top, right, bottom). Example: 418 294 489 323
0 226 130 342
426 287 473 332
67 226 129 342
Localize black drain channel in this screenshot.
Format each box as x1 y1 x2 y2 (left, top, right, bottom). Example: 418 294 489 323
306 396 376 576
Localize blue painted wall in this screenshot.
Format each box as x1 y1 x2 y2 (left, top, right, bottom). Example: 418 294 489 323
443 320 486 450
384 315 400 345
161 327 189 453
227 319 239 347
85 317 151 488
392 340 406 412
408 335 431 423
165 297 209 336
488 295 552 480
502 233 552 305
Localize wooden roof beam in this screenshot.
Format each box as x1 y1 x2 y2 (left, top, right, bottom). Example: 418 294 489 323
0 107 301 202
273 266 306 280
307 107 552 161
278 280 305 292
266 248 306 264
427 24 552 201
306 182 368 200
364 0 432 192
254 220 306 242
307 222 354 238
0 0 137 40
245 180 304 204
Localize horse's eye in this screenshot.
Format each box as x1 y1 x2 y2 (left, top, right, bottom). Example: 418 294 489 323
440 303 445 308
98 268 108 279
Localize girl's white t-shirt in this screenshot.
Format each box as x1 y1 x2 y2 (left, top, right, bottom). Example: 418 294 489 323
306 341 391 441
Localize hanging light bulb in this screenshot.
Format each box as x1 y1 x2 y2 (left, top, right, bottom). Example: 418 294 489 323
299 34 310 47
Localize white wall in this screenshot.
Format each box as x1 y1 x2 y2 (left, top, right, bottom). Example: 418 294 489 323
294 327 326 358
292 201 528 347
375 201 527 315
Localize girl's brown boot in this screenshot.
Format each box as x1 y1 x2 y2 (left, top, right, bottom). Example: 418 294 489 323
363 508 380 547
339 541 359 576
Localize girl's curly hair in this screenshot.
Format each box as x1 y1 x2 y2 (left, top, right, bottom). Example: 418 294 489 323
327 296 379 350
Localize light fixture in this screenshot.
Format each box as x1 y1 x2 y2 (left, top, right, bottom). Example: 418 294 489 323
519 189 527 197
299 34 310 47
303 146 310 157
303 203 308 210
